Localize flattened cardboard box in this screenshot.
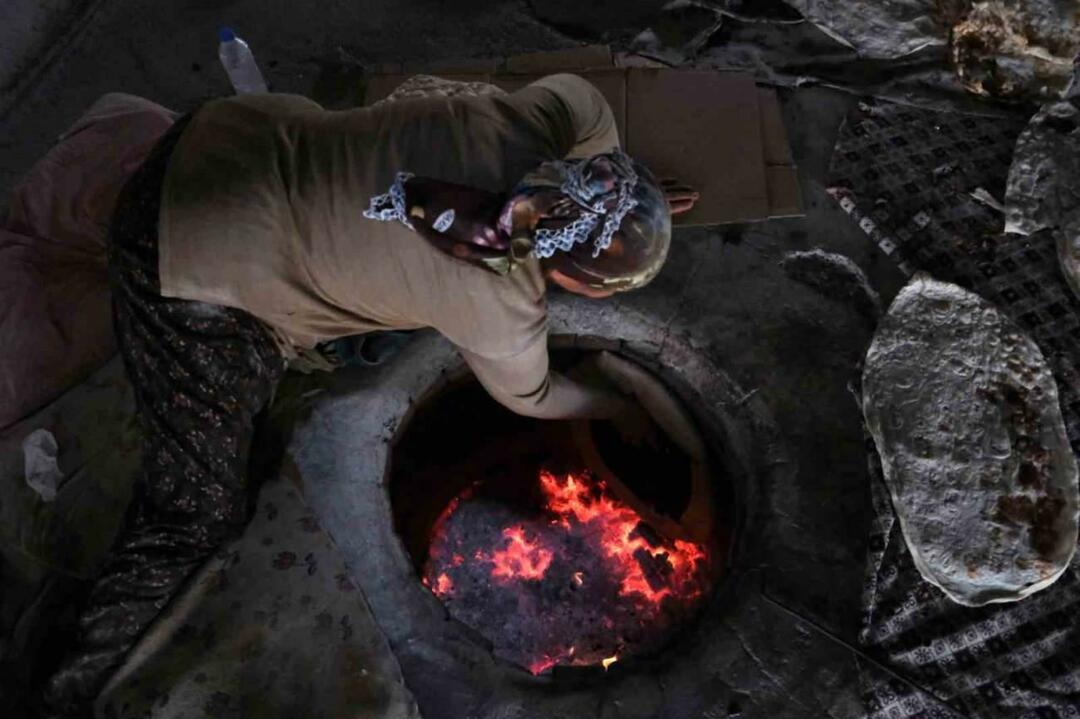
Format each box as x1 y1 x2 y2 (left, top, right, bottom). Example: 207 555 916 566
757 88 803 218
626 69 768 226
364 48 802 226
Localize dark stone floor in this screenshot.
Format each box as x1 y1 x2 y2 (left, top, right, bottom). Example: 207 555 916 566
0 2 928 716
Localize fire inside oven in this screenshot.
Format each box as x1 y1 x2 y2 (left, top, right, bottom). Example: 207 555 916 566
390 362 730 677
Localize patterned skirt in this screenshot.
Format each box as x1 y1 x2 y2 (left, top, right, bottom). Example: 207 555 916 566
43 114 288 716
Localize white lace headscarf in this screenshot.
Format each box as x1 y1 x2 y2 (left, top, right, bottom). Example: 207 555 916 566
363 150 670 289
518 150 641 259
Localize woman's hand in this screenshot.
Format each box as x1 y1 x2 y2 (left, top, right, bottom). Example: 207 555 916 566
660 178 700 215
592 351 706 461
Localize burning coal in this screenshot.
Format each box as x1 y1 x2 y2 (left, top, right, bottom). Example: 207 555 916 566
423 469 711 674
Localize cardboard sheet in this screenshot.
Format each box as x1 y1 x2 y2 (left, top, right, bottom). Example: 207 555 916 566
625 69 768 225
766 166 804 218
757 87 803 218
362 46 803 226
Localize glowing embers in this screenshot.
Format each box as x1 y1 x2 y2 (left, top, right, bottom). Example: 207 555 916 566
423 469 711 675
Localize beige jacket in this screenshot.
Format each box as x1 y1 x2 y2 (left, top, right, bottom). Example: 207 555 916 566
158 74 620 417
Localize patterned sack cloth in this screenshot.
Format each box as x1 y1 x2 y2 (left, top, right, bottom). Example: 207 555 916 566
830 100 1080 718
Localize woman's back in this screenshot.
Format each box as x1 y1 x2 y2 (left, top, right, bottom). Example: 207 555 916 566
155 83 603 354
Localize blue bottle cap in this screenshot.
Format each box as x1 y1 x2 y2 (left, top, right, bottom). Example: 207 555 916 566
218 26 236 43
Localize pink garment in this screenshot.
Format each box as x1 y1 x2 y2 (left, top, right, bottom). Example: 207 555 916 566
1 93 177 429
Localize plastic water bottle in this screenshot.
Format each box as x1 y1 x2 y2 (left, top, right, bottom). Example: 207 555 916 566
218 27 268 94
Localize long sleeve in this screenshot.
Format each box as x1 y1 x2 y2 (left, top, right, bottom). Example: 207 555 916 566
509 73 621 160
460 337 626 420
454 74 623 419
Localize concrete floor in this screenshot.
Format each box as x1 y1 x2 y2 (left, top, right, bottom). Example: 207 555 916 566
0 0 574 204
1 1 917 716
0 0 81 96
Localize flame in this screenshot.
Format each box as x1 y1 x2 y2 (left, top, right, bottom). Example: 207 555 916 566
434 573 453 595
528 653 562 675
424 469 711 673
490 526 554 581
537 470 706 605
431 494 463 535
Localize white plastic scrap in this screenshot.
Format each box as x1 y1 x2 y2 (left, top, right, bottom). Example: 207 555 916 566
22 428 65 502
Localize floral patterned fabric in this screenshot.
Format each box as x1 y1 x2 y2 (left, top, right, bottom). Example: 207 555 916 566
369 73 505 107
39 79 509 717
42 115 290 716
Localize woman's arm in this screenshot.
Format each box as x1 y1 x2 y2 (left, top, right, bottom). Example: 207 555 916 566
508 74 621 160
460 340 629 420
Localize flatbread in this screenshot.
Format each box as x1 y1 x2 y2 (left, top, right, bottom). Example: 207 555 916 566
863 275 1079 605
1004 99 1080 302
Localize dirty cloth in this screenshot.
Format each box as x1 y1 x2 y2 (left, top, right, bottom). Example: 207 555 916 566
94 473 419 719
43 116 289 716
0 357 139 581
0 93 177 429
829 100 1080 716
778 0 1079 101
0 356 142 712
780 0 952 59
158 74 620 421
643 5 1055 116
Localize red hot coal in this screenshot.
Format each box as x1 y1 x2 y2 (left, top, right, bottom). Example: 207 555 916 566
423 468 712 675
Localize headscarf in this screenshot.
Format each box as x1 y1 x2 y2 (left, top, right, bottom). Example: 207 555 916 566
514 153 672 292
363 149 671 292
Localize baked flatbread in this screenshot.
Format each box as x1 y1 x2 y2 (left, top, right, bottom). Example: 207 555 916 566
863 275 1078 605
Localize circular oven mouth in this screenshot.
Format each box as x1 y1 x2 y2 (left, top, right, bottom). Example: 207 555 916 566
389 351 736 677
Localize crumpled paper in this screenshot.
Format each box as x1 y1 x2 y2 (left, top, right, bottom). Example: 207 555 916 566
22 428 65 502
